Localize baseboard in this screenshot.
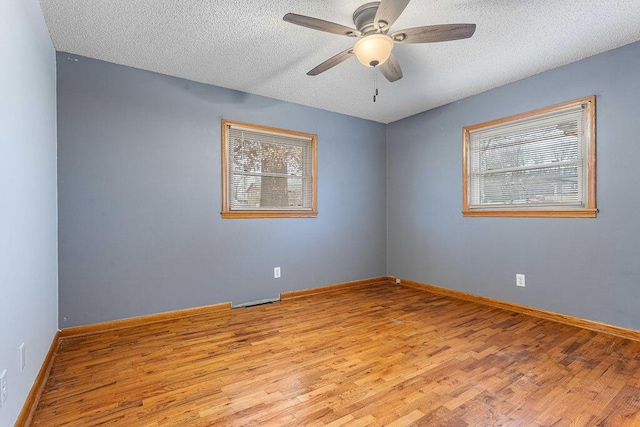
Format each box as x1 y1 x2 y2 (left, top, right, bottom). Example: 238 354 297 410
15 330 60 427
60 277 394 338
280 276 393 300
398 278 640 342
59 302 232 339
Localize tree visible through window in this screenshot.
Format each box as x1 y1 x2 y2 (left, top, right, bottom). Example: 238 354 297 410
463 96 596 217
222 120 317 218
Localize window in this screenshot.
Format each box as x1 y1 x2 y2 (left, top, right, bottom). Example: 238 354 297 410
463 96 596 218
221 120 317 218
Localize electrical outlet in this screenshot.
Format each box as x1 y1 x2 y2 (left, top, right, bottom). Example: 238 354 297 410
516 274 525 287
274 267 281 279
19 343 25 372
1 369 7 407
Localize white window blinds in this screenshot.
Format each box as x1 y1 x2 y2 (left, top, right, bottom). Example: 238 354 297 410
466 99 594 212
227 125 314 211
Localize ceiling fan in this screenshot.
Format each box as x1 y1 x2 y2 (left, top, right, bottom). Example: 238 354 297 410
283 0 476 83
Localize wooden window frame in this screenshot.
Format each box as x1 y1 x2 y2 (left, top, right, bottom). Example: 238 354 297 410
462 96 597 218
221 119 318 219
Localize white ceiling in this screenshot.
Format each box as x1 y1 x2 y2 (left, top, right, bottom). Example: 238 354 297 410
40 0 640 124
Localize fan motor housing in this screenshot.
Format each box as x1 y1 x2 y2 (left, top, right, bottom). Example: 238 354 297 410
353 2 382 35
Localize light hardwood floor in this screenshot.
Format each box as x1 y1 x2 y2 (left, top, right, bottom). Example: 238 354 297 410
31 284 640 426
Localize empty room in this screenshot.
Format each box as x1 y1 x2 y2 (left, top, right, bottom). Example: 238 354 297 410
3 0 640 425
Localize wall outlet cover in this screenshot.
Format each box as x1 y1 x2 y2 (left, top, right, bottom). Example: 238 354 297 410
1 369 7 407
19 343 26 372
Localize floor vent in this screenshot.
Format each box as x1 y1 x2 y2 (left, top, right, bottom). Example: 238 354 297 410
233 297 280 308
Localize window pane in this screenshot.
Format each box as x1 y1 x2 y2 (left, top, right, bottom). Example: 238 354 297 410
223 121 317 217
463 97 596 217
473 164 580 207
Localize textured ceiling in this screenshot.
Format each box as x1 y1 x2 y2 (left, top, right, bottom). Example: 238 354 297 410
40 0 640 124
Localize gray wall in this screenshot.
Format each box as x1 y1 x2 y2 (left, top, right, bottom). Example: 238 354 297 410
57 54 387 327
56 36 640 332
0 0 58 425
387 41 640 330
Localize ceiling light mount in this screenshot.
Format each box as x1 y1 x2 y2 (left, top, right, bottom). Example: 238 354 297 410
352 2 381 35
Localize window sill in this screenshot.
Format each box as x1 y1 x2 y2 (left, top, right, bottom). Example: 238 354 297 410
221 211 318 219
462 209 597 218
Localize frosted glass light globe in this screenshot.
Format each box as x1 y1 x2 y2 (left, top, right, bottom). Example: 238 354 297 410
353 34 394 67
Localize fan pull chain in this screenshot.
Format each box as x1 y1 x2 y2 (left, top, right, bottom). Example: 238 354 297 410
373 67 379 102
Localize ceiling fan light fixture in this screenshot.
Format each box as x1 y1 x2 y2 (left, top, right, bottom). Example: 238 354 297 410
284 0 476 82
353 34 394 67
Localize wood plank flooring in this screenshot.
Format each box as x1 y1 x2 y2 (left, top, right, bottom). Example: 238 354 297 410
31 284 640 426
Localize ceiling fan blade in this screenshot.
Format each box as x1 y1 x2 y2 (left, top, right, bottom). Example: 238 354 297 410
374 0 411 31
379 53 403 82
391 24 476 44
284 13 361 37
307 48 354 76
